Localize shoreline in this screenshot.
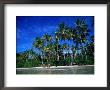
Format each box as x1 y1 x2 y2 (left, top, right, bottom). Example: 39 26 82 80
16 65 94 69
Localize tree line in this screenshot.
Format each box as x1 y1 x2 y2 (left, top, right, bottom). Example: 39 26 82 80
16 18 94 68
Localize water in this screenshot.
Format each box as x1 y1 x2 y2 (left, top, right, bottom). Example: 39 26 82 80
16 65 94 74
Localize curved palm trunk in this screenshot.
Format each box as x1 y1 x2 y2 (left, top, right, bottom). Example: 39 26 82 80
81 46 83 65
56 40 60 62
72 48 75 65
64 54 65 60
74 45 78 64
72 40 77 65
71 52 73 65
47 48 50 66
55 43 59 67
57 53 59 61
74 50 77 61
48 52 51 67
41 51 44 65
85 47 87 61
81 40 84 65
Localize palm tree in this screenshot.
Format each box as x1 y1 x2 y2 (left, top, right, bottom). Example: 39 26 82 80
33 37 44 65
43 45 50 65
43 33 53 66
70 45 75 65
55 31 61 62
83 38 94 65
68 18 89 65
66 26 77 65
55 22 70 63
58 22 69 40
43 42 56 66
76 19 89 64
43 33 52 45
89 35 94 61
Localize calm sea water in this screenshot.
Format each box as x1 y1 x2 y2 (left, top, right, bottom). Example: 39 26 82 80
16 65 94 74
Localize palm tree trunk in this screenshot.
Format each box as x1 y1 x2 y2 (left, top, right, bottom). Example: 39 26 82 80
57 42 59 61
41 51 44 65
48 53 50 67
81 40 84 65
72 47 75 65
71 53 73 65
74 46 77 64
64 54 65 60
85 47 87 61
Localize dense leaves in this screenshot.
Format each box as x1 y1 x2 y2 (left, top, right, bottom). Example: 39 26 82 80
16 18 94 68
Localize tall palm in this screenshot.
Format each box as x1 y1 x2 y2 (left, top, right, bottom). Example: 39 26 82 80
76 19 89 64
66 26 78 65
89 35 94 60
70 45 76 65
69 19 89 65
43 33 52 65
33 37 44 65
56 22 75 65
55 22 69 62
57 22 75 65
55 31 61 62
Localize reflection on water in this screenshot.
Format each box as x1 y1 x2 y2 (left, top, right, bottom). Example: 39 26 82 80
16 65 94 74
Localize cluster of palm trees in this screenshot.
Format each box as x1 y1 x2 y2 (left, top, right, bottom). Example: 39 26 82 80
16 18 94 68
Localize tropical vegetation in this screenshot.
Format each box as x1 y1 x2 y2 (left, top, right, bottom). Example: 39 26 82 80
16 18 94 68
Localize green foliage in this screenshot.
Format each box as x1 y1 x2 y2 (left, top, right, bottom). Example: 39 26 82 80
16 18 94 68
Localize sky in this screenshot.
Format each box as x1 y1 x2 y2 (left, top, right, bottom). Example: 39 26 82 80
16 16 94 53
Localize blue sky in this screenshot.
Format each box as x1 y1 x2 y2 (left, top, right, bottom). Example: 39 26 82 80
16 16 94 53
